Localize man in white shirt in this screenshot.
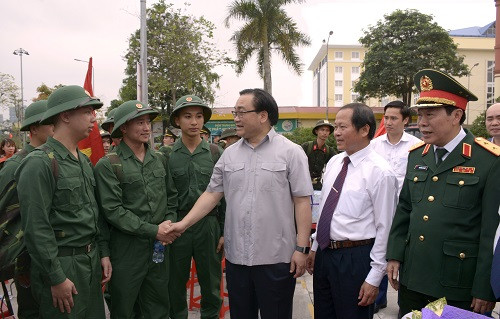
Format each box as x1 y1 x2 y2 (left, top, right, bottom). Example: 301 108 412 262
306 103 398 319
370 100 421 313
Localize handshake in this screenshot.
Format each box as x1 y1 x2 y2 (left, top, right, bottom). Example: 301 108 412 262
156 220 186 244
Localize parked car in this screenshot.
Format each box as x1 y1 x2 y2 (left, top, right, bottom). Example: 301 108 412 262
405 123 421 139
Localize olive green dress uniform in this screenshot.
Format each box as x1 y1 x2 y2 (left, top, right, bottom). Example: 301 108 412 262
168 138 224 319
94 101 178 319
387 70 500 314
16 137 109 319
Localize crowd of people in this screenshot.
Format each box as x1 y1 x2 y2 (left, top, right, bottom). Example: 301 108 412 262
0 68 499 319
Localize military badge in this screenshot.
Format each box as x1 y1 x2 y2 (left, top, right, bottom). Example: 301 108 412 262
414 165 428 171
420 75 433 91
136 103 143 109
452 166 475 174
186 97 193 102
462 143 472 158
422 144 431 156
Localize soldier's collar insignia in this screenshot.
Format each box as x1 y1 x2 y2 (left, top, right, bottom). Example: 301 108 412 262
186 97 193 102
420 75 433 91
462 143 472 158
136 103 143 109
452 166 475 174
422 144 431 156
475 137 500 156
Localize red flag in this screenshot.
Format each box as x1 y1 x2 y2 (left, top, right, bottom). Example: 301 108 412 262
374 117 386 138
78 57 105 165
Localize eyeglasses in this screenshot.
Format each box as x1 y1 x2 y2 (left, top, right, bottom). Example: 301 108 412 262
231 110 259 118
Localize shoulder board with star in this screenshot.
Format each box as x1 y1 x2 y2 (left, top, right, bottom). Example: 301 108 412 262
475 137 500 156
408 141 426 152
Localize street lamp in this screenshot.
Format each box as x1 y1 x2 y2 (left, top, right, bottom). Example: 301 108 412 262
322 30 333 120
466 62 479 125
13 48 29 144
74 58 95 93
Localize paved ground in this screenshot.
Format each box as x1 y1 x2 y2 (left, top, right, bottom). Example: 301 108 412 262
3 273 499 318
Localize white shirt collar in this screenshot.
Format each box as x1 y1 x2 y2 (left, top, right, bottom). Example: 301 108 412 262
381 131 412 146
433 127 466 154
345 143 371 168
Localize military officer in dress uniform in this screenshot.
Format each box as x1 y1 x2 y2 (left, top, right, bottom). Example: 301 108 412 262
386 69 500 316
301 120 335 191
200 126 211 141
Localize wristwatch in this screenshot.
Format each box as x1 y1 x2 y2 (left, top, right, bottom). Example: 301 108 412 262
295 245 310 254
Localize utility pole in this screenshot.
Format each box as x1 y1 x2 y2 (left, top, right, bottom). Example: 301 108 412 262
140 0 148 105
13 48 29 145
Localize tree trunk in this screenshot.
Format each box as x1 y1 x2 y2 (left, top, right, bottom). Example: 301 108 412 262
403 90 412 107
262 29 272 95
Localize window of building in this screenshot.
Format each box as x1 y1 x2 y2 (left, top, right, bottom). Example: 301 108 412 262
335 94 343 101
351 51 360 60
335 80 343 87
352 66 360 74
335 66 343 73
351 94 360 102
334 51 343 60
487 61 495 108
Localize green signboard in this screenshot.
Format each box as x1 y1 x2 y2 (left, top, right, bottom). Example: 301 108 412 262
205 119 297 134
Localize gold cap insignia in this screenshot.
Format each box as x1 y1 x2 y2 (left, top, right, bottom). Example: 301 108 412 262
136 103 143 109
420 76 433 91
186 97 193 102
324 120 329 123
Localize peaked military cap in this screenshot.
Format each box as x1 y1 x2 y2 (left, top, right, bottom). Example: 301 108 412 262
21 100 49 131
312 119 334 136
171 95 212 128
200 125 211 136
111 100 159 138
101 108 117 133
413 69 478 110
164 128 177 139
41 85 103 124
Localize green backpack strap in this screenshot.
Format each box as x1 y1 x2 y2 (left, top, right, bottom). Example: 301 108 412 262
107 152 123 183
37 144 59 181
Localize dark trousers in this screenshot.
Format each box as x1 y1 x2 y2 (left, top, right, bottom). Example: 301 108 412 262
313 244 374 319
375 275 388 305
225 260 296 319
398 284 471 317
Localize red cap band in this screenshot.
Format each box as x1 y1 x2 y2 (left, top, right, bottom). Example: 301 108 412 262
418 90 468 110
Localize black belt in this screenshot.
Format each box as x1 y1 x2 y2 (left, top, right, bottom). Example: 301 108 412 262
327 238 375 250
58 242 94 257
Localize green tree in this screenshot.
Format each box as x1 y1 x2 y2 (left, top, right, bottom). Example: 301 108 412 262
0 73 19 109
106 99 123 115
120 1 228 131
283 126 337 152
469 111 490 139
354 9 469 105
224 0 311 94
32 83 63 101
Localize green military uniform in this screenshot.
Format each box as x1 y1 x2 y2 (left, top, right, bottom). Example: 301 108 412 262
94 100 178 319
167 95 223 319
301 120 335 190
16 86 108 319
387 70 500 314
0 100 50 319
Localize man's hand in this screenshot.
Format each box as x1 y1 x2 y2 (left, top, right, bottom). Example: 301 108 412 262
101 257 112 285
156 220 180 244
470 298 495 314
216 237 224 254
165 221 187 238
51 278 78 313
387 260 400 290
306 251 316 275
290 251 307 278
358 281 378 306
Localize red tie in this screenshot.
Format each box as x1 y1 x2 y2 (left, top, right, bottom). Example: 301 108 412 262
316 156 350 250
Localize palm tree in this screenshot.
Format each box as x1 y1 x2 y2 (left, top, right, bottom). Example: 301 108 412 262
225 0 311 94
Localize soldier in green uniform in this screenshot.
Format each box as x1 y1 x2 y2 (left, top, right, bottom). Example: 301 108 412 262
387 70 500 316
301 119 335 190
200 125 211 141
219 127 240 149
101 108 121 149
15 85 111 318
94 100 178 319
167 95 224 319
159 128 177 156
0 100 54 319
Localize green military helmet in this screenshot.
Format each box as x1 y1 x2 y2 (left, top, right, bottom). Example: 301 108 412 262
312 119 334 136
101 108 117 133
20 100 49 131
171 95 212 128
41 85 103 124
111 100 159 138
220 127 238 140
